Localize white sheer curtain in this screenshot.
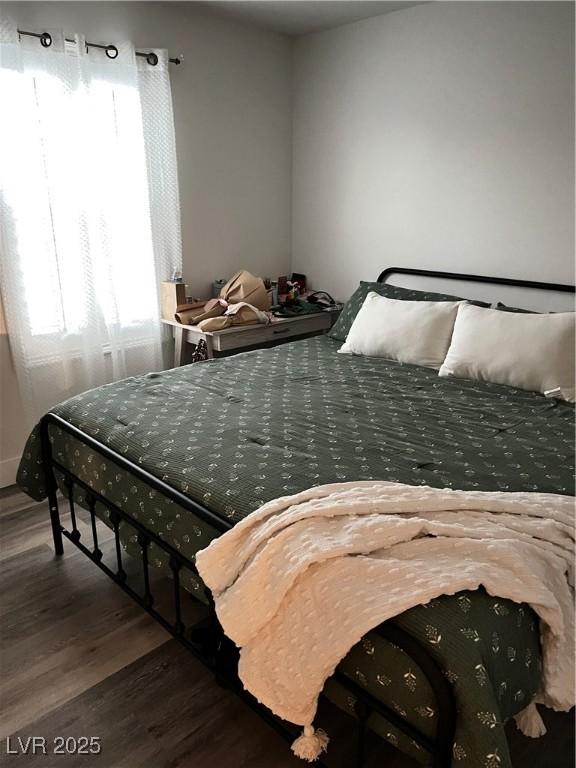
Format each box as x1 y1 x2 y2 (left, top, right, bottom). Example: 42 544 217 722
0 23 182 427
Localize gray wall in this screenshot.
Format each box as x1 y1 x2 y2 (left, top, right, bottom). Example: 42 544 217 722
292 1 575 300
0 1 293 483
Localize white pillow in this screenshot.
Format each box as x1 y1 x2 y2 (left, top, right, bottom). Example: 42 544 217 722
439 302 575 402
339 292 461 369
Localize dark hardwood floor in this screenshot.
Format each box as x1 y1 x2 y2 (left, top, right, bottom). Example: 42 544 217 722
0 486 573 767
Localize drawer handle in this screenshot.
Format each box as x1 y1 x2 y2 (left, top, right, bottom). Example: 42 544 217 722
272 327 290 335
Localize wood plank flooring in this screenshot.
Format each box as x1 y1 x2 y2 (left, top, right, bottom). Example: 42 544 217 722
0 486 573 767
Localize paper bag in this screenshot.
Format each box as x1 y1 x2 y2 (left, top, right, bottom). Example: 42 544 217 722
220 270 271 311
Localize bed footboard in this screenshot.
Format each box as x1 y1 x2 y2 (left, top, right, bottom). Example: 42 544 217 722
40 412 456 768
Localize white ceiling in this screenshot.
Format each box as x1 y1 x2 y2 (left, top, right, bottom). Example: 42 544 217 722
199 1 424 36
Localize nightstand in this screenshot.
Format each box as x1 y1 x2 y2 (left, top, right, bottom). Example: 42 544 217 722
162 309 340 367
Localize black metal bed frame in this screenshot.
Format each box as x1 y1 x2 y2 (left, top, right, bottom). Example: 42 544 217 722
41 268 574 768
377 267 576 294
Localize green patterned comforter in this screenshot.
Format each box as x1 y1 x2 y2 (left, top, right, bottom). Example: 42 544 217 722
18 335 574 767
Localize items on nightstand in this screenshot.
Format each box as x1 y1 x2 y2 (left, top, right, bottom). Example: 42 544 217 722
198 301 270 332
220 270 271 309
161 280 187 320
274 288 340 317
161 280 209 322
285 281 299 304
173 300 211 324
291 272 307 291
277 274 306 304
172 270 272 331
274 299 337 317
180 298 227 326
308 291 336 308
270 281 279 305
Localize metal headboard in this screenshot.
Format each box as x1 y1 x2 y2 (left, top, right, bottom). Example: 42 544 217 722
377 267 575 294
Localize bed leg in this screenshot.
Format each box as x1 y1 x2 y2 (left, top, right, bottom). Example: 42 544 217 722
40 416 64 556
48 493 64 556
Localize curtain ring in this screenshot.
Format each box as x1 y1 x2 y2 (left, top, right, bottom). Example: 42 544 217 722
146 52 159 66
40 32 52 48
105 44 119 59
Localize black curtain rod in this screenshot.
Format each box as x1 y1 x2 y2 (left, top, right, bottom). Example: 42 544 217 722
17 29 181 65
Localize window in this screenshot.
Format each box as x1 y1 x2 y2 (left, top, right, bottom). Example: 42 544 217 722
0 62 160 340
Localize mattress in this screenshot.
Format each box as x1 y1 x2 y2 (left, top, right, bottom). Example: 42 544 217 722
18 335 573 767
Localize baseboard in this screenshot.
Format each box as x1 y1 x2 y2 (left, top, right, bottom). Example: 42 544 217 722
0 456 20 488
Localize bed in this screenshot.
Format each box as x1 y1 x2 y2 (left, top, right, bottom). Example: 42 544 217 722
17 268 575 768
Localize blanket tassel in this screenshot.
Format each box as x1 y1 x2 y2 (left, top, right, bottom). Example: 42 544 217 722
514 702 547 738
291 724 329 762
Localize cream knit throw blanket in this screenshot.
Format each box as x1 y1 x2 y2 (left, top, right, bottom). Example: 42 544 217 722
196 482 575 761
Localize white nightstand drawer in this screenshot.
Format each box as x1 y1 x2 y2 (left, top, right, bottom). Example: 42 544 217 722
213 313 331 352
